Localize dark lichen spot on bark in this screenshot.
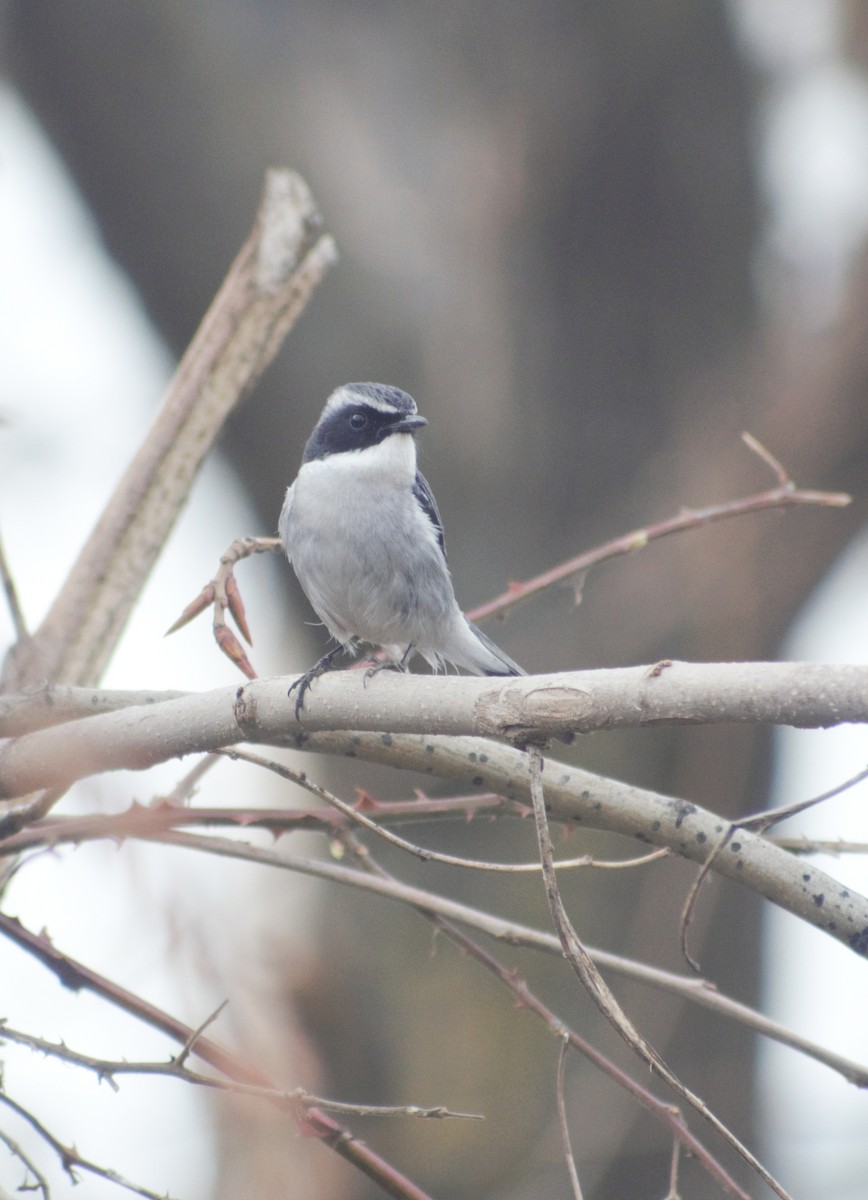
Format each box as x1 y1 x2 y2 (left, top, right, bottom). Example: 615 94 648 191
673 801 697 829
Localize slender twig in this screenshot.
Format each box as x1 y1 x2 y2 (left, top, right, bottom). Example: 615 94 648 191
769 836 868 855
36 821 860 1085
175 998 229 1066
215 746 668 875
0 1091 172 1200
341 831 750 1200
157 754 222 807
0 914 436 1200
666 1135 683 1200
0 525 28 642
679 763 868 972
556 1036 584 1200
468 434 850 624
679 825 736 973
526 749 793 1200
740 763 868 833
0 1127 49 1200
0 1023 481 1122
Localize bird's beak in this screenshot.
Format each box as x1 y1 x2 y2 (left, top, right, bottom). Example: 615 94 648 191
392 414 428 434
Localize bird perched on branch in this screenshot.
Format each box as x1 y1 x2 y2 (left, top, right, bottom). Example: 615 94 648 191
279 382 524 715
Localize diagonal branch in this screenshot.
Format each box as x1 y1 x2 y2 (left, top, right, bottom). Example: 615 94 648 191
0 169 335 693
526 749 792 1200
0 912 435 1200
8 813 863 1088
340 830 751 1199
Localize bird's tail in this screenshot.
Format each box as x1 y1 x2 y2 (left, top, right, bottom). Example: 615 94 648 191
464 620 526 676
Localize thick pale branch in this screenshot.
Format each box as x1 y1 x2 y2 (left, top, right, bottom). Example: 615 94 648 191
2 661 868 772
1 670 867 952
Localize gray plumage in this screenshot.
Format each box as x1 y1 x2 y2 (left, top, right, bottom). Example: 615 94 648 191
280 383 523 707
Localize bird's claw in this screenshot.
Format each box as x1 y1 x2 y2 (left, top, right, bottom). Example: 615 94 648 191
288 646 344 719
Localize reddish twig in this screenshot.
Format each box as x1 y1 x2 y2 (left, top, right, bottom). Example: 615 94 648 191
468 434 850 623
0 912 436 1200
3 800 866 1088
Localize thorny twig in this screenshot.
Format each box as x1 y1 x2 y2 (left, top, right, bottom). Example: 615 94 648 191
0 1126 49 1200
0 913 437 1200
0 1023 481 1122
0 1089 174 1200
469 432 850 623
2 791 867 1088
166 434 851 676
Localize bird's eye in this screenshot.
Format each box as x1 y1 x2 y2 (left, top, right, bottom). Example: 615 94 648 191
350 412 368 430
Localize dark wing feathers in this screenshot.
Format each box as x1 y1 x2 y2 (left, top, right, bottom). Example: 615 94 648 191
412 471 446 558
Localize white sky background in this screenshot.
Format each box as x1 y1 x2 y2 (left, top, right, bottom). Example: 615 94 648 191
0 85 311 1200
729 2 868 1197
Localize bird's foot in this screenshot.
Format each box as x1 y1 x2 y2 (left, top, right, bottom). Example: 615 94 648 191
363 643 415 687
288 646 344 719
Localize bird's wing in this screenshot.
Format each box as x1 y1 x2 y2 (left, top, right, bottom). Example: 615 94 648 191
277 482 294 558
413 471 447 559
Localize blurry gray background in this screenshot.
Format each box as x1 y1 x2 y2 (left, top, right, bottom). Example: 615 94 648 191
3 2 868 1198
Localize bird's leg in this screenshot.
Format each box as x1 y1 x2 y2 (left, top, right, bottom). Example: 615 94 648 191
364 642 415 685
288 645 345 719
